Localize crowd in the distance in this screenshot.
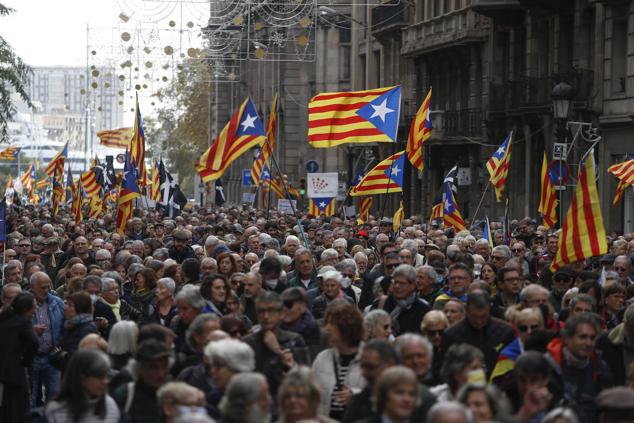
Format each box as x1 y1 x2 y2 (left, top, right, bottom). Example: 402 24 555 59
1 202 634 423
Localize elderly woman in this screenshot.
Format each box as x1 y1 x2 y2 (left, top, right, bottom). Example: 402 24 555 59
336 259 361 303
312 271 355 319
421 310 449 385
353 252 369 277
457 383 503 423
312 302 366 420
278 366 337 423
365 366 420 423
431 343 485 402
364 309 392 341
107 320 138 371
149 277 178 327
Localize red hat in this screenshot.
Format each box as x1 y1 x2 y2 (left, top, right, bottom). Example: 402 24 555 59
355 230 369 239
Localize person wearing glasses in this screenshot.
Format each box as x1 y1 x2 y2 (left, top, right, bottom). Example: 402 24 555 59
492 268 522 319
433 263 472 310
549 267 575 314
280 287 321 350
614 254 633 285
421 311 449 386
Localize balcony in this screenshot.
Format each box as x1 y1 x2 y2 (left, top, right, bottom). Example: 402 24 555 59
488 68 594 113
471 0 524 23
372 1 411 37
401 8 488 57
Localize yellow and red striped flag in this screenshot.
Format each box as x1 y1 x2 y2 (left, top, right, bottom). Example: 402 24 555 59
486 133 513 202
88 194 103 219
131 94 147 186
538 151 558 229
44 142 68 178
350 151 405 197
251 95 277 186
262 177 285 199
443 183 466 232
0 146 21 160
97 127 133 149
196 98 267 182
149 161 161 202
115 150 141 234
51 168 64 216
393 201 404 233
20 164 34 195
609 157 634 190
357 197 373 224
429 202 444 224
71 179 83 224
81 169 101 198
308 86 401 148
406 87 432 171
36 177 50 190
550 151 607 271
309 197 336 217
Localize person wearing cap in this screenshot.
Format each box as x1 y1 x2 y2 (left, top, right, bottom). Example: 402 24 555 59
280 287 321 351
112 339 173 423
549 267 575 314
168 230 195 263
596 386 634 423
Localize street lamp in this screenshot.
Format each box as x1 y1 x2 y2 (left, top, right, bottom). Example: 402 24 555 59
551 81 575 121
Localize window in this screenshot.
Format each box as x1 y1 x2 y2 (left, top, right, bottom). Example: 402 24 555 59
611 7 628 94
340 45 351 80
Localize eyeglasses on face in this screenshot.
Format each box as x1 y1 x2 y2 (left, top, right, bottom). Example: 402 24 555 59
517 324 539 333
425 329 444 337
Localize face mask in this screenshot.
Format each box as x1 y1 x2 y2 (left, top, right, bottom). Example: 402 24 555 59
265 279 278 289
177 406 207 416
341 277 352 289
90 294 98 303
467 368 486 384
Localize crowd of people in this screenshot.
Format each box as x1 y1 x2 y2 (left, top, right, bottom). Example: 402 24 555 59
1 202 634 423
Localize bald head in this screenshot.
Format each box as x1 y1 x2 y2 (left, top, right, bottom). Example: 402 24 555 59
30 271 52 302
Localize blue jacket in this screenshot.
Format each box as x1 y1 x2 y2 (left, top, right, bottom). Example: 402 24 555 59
32 293 64 348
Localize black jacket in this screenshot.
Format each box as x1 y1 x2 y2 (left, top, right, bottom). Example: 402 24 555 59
0 314 38 387
168 246 195 263
112 379 161 423
595 323 633 386
440 316 515 377
371 294 431 336
177 363 222 419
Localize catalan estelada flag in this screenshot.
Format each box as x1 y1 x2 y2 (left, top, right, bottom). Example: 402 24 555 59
443 182 466 232
262 176 285 199
251 95 277 186
350 151 405 197
97 127 133 149
482 217 493 247
51 168 63 216
44 142 68 178
196 98 266 182
550 151 607 271
71 179 83 224
393 201 404 233
0 146 21 160
65 165 76 204
357 197 373 224
608 157 634 185
20 164 34 195
309 197 336 217
116 150 141 234
81 169 102 199
36 177 50 190
538 151 558 228
406 87 432 171
490 337 522 383
308 86 401 148
88 194 103 219
486 132 513 202
612 154 632 206
131 94 147 185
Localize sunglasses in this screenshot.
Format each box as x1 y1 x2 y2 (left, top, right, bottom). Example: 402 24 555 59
615 267 628 272
491 256 504 261
283 300 295 309
518 324 539 333
512 249 525 253
425 329 444 337
385 263 399 269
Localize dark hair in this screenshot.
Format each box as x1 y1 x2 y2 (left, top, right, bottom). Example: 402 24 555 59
0 292 35 320
255 290 282 308
466 290 491 310
497 267 520 284
453 252 474 270
514 351 550 380
441 343 484 392
561 313 601 339
68 291 93 314
200 274 231 303
216 252 238 276
181 258 201 282
604 283 626 298
259 257 282 275
55 349 111 423
324 301 365 347
363 339 399 364
281 287 308 305
82 275 101 291
135 268 158 290
138 323 176 345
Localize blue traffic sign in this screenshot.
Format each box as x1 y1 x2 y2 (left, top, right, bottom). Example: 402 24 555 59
306 160 319 173
242 169 253 187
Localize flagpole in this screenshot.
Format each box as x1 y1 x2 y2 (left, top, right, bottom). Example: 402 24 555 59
380 155 398 220
471 179 491 226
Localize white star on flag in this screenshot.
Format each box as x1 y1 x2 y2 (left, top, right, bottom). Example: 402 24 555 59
390 165 401 177
370 99 394 123
496 146 506 156
319 201 326 208
241 114 257 131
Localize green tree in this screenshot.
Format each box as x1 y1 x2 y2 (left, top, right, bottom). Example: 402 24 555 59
147 61 211 196
0 4 33 143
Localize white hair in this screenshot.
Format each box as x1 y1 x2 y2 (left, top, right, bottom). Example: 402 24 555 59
108 320 139 355
157 277 176 294
204 339 255 372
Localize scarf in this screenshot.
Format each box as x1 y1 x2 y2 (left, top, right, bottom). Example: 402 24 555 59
444 289 468 303
390 293 417 334
563 347 590 369
64 313 94 330
281 311 316 337
101 297 121 321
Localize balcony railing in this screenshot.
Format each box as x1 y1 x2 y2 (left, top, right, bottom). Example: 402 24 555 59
489 68 594 112
372 1 411 36
401 8 488 56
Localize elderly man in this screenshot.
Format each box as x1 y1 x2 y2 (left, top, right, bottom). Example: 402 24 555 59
287 247 318 290
491 245 512 268
171 285 206 354
0 282 21 308
30 271 64 406
519 284 549 308
56 236 94 270
95 248 112 270
220 373 271 423
427 402 470 423
416 266 440 304
157 382 206 423
4 260 23 287
614 254 633 284
283 235 301 259
371 264 430 336
241 272 263 323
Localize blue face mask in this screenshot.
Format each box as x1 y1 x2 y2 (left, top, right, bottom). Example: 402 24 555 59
177 406 207 417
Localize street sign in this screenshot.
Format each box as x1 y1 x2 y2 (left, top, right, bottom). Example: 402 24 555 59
242 169 253 187
548 161 571 185
457 168 471 186
306 160 319 173
553 143 568 160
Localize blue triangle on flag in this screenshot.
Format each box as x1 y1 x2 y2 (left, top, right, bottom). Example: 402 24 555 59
356 86 401 142
313 197 334 211
383 154 405 187
236 99 266 137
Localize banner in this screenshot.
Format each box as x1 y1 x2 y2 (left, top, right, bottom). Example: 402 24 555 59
307 172 338 198
277 199 297 214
